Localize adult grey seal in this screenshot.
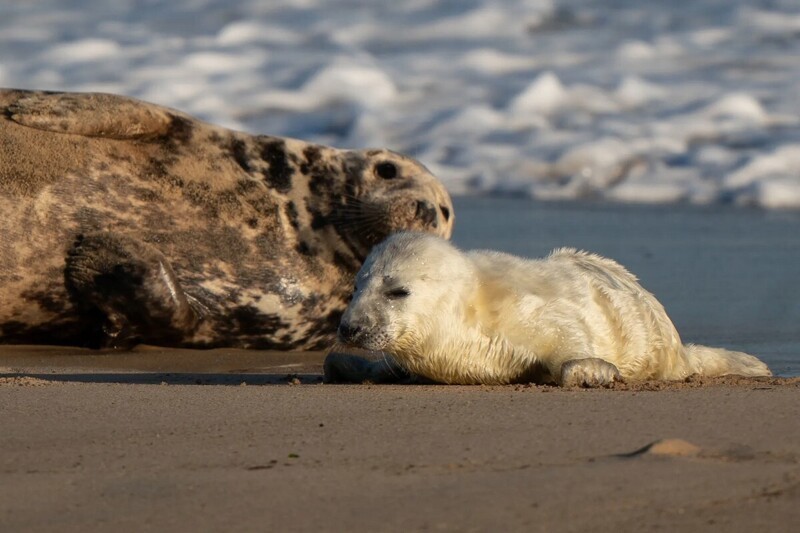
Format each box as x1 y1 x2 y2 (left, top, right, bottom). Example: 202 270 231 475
0 90 453 349
327 232 771 386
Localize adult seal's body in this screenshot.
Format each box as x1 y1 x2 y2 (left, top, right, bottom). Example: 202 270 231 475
0 90 453 349
328 232 771 386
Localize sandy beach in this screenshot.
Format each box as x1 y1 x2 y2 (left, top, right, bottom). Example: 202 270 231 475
2 198 800 531
4 0 800 529
1 350 799 532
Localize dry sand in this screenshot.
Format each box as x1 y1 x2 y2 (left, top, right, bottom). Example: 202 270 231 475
1 346 798 532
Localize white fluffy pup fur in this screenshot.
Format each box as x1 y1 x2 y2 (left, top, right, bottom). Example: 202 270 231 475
338 232 771 386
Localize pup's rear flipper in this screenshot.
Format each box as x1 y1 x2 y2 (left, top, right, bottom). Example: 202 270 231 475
684 344 772 377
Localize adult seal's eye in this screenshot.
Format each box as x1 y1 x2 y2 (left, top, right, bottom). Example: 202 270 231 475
385 287 410 299
374 161 398 179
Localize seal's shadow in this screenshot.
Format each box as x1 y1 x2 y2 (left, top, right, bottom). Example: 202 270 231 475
1 372 324 386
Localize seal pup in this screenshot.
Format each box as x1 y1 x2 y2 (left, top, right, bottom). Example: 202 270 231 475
0 89 453 349
329 232 771 386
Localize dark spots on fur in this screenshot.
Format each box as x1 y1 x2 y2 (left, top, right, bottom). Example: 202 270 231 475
180 182 241 217
225 306 289 338
0 321 35 339
310 209 328 230
206 227 251 264
236 178 259 194
333 251 358 272
148 115 194 156
133 186 160 203
314 164 343 193
246 217 259 229
148 157 183 187
296 147 341 198
165 115 194 145
341 157 364 195
20 289 68 315
303 145 322 165
184 181 212 205
285 201 300 230
230 138 252 173
297 307 344 350
217 190 241 212
296 241 314 256
74 207 106 233
259 139 293 193
0 319 92 346
308 172 331 196
108 149 133 164
300 145 322 175
287 151 301 166
247 196 280 220
326 309 343 329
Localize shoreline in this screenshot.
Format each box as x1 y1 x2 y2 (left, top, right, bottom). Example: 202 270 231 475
1 345 797 389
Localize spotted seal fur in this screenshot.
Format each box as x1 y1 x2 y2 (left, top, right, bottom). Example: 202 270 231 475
327 232 771 386
0 89 453 349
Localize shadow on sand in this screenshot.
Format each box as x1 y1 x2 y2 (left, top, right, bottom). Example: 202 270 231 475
0 371 325 386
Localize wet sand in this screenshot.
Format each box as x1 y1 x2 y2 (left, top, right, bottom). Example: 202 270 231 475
2 198 799 531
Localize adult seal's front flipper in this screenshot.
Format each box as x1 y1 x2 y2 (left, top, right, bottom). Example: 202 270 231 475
64 232 201 348
4 90 175 139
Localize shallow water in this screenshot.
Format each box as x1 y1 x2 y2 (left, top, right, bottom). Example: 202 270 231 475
452 196 800 376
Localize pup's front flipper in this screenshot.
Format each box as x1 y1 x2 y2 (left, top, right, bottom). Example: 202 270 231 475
65 232 200 348
323 351 417 384
559 358 621 388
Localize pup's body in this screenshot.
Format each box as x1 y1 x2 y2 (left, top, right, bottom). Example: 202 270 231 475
332 232 770 386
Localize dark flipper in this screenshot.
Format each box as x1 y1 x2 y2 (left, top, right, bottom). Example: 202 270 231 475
323 351 424 384
4 90 173 139
65 232 200 348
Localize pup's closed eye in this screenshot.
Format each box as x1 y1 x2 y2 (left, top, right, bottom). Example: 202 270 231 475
385 287 410 299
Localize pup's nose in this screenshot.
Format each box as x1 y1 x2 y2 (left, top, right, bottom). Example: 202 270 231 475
337 322 362 343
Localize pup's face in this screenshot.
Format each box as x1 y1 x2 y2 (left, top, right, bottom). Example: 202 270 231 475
337 232 469 353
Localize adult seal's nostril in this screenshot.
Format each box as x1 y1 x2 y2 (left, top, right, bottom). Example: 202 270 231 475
337 322 362 343
414 200 437 226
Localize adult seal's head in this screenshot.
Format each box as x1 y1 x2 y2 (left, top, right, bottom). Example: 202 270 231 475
304 147 454 260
